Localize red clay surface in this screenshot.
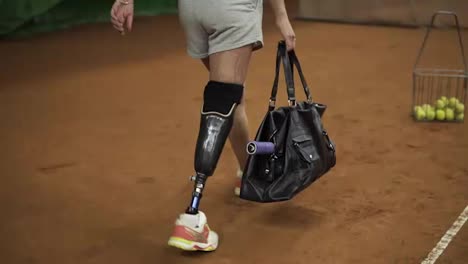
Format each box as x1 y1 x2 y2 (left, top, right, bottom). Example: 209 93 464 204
1 3 467 264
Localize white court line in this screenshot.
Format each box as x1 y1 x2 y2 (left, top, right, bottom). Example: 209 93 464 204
421 205 468 264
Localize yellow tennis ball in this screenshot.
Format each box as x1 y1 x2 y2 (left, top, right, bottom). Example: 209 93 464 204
436 99 446 109
455 103 464 114
446 108 455 121
415 109 426 120
440 96 448 104
436 109 445 121
426 109 436 121
448 97 458 108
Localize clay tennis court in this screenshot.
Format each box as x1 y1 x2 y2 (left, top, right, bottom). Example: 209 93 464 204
1 2 467 264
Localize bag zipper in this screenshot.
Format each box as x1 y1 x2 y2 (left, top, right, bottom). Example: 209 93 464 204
293 142 312 164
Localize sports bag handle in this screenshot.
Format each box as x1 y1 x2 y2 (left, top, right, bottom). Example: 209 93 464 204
270 41 295 109
289 49 313 103
269 41 313 110
269 42 283 109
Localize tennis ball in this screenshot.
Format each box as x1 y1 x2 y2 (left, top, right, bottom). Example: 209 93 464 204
426 109 436 121
446 108 455 121
440 96 448 104
455 103 464 114
436 99 446 109
415 109 426 120
448 97 458 108
436 109 446 120
456 113 464 121
423 104 432 112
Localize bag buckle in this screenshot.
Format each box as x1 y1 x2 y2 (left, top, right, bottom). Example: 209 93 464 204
269 99 276 108
288 100 297 107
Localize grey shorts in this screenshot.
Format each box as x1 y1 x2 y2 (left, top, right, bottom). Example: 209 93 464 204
178 0 264 59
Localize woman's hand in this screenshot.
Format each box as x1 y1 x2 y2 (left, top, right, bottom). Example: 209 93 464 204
275 14 296 51
111 0 134 34
268 0 296 50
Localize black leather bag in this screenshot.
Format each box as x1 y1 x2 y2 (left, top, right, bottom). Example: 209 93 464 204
239 41 336 203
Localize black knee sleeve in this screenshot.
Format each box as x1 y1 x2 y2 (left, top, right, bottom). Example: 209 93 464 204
194 81 244 177
202 81 244 115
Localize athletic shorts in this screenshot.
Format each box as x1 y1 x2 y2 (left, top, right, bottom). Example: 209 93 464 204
178 0 264 59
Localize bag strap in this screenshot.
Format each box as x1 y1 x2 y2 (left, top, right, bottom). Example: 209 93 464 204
289 50 312 102
269 41 312 110
269 42 283 109
270 41 296 109
282 42 296 104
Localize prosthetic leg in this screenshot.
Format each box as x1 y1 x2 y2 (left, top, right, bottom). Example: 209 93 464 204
186 81 244 214
168 81 243 252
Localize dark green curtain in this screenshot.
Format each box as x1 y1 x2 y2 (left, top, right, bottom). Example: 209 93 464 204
0 0 178 38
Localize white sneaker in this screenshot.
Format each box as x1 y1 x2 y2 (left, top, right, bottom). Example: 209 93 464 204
167 211 218 251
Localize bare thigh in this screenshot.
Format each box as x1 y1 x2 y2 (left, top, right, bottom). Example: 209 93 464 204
208 45 253 85
200 45 252 103
202 58 210 71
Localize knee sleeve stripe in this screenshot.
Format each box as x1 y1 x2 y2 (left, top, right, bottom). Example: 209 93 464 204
202 81 244 115
201 104 237 118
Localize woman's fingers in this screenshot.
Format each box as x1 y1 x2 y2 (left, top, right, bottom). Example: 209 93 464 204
125 14 133 32
111 1 134 34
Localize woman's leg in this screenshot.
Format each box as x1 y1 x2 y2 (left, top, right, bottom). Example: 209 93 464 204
201 58 250 172
169 0 262 252
168 45 253 252
186 44 253 211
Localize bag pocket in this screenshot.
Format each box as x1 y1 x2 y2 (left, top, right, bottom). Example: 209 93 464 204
292 134 316 165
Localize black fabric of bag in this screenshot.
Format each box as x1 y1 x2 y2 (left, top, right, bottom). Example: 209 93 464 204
239 41 336 203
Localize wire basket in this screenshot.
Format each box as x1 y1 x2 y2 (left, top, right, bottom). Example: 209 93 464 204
412 11 467 123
